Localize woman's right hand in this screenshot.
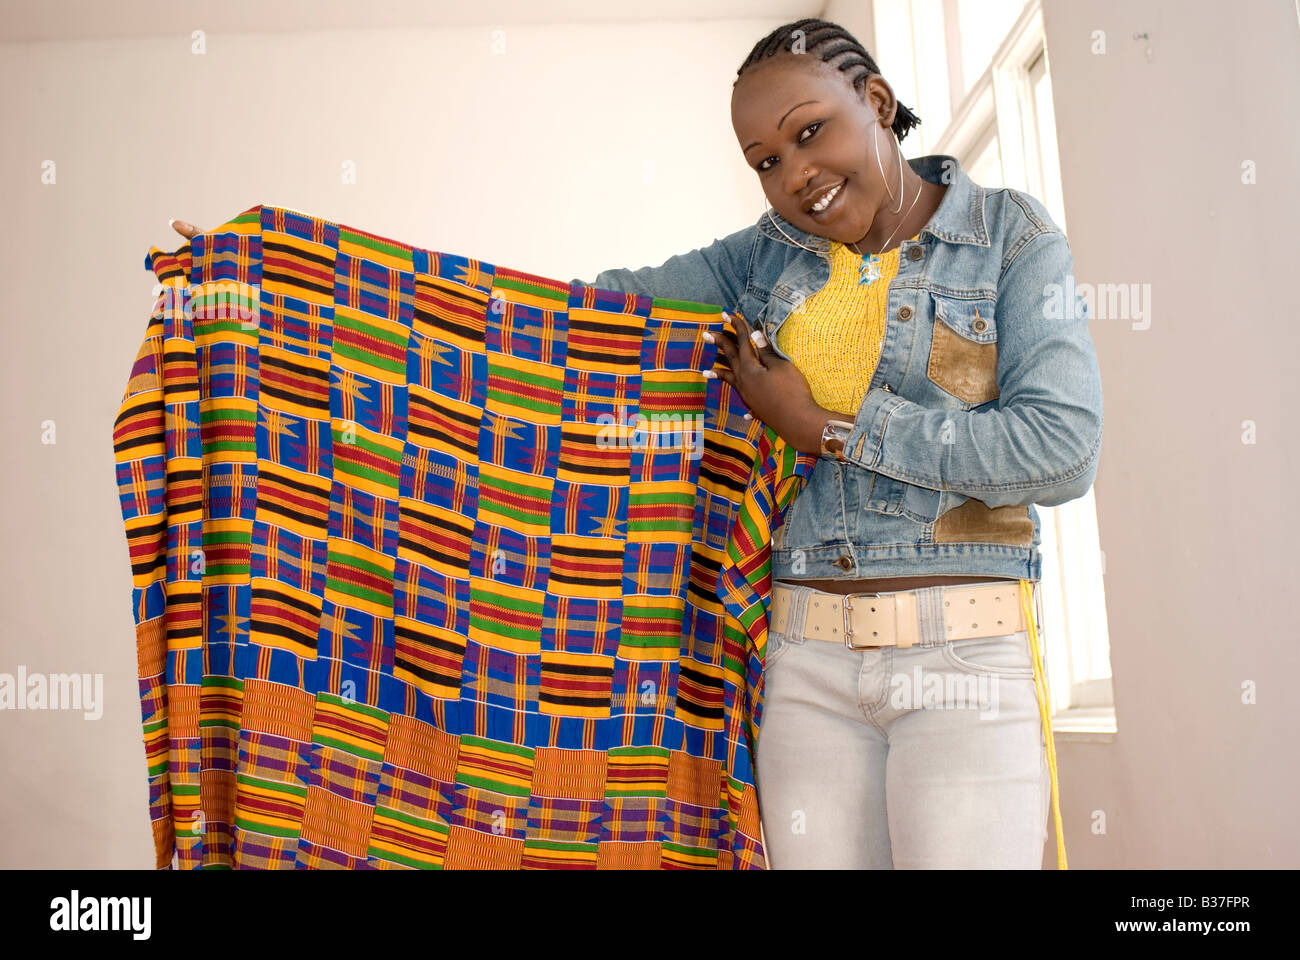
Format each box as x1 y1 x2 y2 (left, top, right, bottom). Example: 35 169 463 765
170 219 201 239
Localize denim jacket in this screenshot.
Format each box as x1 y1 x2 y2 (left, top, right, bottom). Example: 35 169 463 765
574 154 1103 582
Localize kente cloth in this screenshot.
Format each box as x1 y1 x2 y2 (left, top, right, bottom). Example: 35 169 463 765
113 204 817 869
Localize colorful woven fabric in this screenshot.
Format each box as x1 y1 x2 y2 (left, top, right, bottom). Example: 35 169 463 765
113 204 816 869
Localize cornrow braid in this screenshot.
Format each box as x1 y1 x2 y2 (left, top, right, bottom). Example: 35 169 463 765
735 18 922 142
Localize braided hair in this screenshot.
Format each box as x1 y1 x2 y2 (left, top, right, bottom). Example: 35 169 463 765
734 18 922 143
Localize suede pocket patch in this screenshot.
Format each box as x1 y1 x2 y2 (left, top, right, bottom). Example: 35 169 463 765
927 299 1000 406
931 498 1034 547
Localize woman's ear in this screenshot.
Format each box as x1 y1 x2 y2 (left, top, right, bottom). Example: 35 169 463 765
863 73 898 129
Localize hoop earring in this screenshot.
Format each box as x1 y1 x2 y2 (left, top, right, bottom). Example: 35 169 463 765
760 198 819 254
874 123 904 216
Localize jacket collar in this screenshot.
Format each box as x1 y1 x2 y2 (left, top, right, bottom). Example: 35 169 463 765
754 153 990 250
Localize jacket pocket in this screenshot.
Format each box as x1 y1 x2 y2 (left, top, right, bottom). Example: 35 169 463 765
931 497 1035 548
927 294 1000 407
843 468 942 526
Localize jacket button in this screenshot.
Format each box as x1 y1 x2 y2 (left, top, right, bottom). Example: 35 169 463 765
897 305 913 321
907 246 924 261
836 556 853 571
972 317 988 333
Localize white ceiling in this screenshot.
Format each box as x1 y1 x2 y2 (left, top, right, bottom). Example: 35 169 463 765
0 0 825 43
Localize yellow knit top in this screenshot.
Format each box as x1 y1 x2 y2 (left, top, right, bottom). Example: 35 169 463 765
776 234 920 417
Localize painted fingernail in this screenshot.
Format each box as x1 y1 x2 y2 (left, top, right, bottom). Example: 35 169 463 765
701 370 717 379
701 331 715 344
749 330 769 349
720 310 731 320
742 412 753 421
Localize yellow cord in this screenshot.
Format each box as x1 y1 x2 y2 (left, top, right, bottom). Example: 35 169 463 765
1021 578 1067 870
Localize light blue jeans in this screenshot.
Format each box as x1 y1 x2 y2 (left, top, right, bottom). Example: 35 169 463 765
755 581 1052 869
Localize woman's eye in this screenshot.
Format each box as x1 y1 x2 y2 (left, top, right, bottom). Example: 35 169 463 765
756 122 822 172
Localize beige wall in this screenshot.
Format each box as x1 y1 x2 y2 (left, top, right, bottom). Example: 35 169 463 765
1040 0 1300 867
1 0 1295 869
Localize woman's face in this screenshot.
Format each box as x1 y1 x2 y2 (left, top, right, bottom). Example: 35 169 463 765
731 58 898 245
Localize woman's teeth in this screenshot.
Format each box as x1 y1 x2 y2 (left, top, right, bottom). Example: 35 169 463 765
811 182 843 212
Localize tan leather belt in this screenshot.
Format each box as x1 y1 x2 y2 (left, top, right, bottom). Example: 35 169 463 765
770 581 1027 650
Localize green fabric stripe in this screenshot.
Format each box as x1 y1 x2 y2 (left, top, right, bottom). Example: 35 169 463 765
488 359 564 389
648 297 720 315
200 676 243 691
339 229 415 265
331 427 402 462
374 804 450 832
235 773 309 797
468 590 545 617
334 340 406 375
201 441 256 455
335 310 411 347
522 839 599 853
662 840 717 859
198 716 240 730
607 745 669 759
316 691 389 721
489 276 568 304
458 772 531 797
460 735 534 759
328 550 392 580
630 490 694 506
367 847 441 870
233 814 302 839
202 531 252 545
469 613 539 644
334 461 399 490
479 470 549 498
325 576 392 609
485 387 560 417
313 733 384 761
200 408 257 423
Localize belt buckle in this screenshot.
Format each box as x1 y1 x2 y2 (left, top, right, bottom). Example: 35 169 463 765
841 592 884 650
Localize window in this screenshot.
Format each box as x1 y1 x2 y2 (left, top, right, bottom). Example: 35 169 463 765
873 0 1115 737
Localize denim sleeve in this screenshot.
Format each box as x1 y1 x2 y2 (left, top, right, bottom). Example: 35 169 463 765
569 224 756 308
838 229 1104 508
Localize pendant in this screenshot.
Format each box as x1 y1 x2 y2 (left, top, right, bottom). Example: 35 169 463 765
857 252 883 286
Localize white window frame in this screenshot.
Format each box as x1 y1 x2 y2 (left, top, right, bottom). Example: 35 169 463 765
877 0 1116 739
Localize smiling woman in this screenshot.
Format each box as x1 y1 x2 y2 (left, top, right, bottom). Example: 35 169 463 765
731 36 935 258
577 16 1102 872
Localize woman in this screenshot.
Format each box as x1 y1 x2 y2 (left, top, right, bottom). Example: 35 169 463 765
576 19 1102 869
172 18 1103 869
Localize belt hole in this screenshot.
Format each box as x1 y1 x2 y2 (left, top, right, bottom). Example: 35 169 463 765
997 619 1003 625
944 601 950 607
872 631 878 637
971 622 978 628
969 598 975 604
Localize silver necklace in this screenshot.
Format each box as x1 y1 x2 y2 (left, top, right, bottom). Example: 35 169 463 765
848 175 923 285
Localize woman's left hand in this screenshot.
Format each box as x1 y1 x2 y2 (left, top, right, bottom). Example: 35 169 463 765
704 310 836 455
